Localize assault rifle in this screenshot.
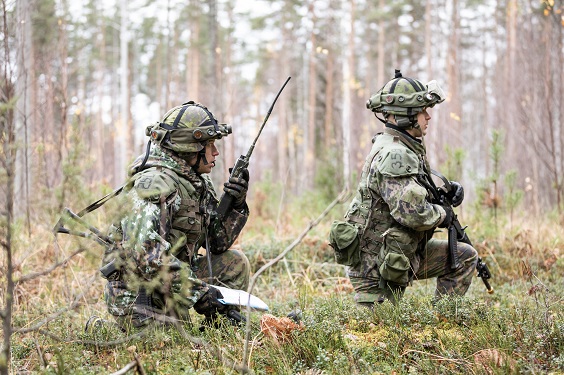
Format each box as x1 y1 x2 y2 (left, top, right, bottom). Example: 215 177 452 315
427 170 494 294
215 76 291 219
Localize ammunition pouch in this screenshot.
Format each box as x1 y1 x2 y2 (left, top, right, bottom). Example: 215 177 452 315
378 252 410 286
377 228 417 286
329 221 360 266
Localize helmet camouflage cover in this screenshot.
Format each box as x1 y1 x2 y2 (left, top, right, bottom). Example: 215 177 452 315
366 70 445 123
145 101 231 153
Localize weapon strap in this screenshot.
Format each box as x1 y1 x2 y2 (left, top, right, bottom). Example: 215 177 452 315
76 184 127 218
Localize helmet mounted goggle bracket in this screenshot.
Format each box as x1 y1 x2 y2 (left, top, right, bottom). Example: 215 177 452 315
366 73 445 129
145 102 232 149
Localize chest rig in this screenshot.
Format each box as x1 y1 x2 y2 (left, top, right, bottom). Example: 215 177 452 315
345 129 435 255
157 168 217 264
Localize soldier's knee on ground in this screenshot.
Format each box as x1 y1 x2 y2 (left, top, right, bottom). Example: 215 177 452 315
217 249 251 290
354 291 380 307
459 243 478 266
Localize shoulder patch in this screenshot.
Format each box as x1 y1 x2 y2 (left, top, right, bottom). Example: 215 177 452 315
376 145 420 177
133 169 177 202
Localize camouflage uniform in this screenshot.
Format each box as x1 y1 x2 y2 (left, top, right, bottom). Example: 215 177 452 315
333 71 478 305
102 145 250 329
345 128 478 304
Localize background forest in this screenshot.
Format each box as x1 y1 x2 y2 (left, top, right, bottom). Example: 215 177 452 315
1 0 564 374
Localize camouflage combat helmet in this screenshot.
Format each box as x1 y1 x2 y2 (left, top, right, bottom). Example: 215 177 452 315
145 101 231 153
366 70 445 128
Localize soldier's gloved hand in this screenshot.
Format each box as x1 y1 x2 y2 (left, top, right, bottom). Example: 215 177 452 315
448 181 464 207
193 286 227 317
438 205 454 228
223 168 249 209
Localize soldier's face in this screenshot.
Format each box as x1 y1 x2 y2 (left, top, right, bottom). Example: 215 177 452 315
194 140 220 174
415 108 431 137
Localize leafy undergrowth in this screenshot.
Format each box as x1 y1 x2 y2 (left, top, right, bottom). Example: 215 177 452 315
5 205 564 374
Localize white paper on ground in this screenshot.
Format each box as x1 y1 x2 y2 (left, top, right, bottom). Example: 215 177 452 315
215 286 269 311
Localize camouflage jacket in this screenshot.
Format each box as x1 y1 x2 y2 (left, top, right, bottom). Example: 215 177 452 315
345 127 447 262
102 145 249 305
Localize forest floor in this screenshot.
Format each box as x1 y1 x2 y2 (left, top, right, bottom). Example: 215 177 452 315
5 204 564 374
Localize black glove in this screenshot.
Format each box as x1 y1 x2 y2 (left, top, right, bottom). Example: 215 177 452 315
438 205 454 228
448 181 464 207
223 168 249 209
193 286 226 317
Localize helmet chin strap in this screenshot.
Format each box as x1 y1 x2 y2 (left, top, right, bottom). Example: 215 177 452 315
395 115 417 128
191 148 212 173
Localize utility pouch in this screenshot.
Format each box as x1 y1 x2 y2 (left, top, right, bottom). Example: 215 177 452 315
379 252 410 286
329 221 360 266
100 259 120 280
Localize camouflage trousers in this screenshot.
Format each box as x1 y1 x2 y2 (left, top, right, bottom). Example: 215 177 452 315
103 249 250 330
348 238 478 304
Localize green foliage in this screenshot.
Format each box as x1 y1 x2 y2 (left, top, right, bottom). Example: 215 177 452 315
32 0 58 50
472 129 507 233
50 117 96 219
439 146 466 181
504 170 524 227
314 151 342 205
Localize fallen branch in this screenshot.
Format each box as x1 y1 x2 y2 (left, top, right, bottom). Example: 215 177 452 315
402 349 473 365
241 188 350 369
134 354 147 375
14 286 88 334
108 360 137 375
15 246 87 283
37 328 147 347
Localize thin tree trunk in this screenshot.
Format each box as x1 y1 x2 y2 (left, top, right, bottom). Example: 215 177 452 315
305 1 317 190
324 50 335 150
1 1 17 372
187 1 200 100
117 1 129 182
94 6 107 183
376 0 385 87
14 0 33 228
341 0 355 189
222 2 235 182
446 0 461 147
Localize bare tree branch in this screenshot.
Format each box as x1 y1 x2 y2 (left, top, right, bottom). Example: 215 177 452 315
134 354 147 375
108 360 137 375
15 245 87 284
14 287 87 334
37 328 147 347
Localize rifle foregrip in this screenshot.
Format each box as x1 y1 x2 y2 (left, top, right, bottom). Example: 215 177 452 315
448 225 460 270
